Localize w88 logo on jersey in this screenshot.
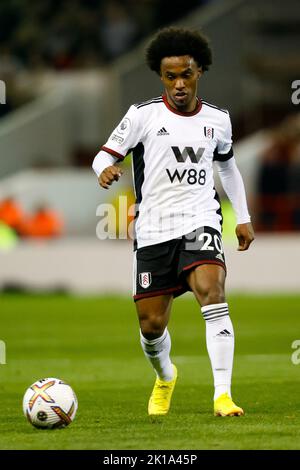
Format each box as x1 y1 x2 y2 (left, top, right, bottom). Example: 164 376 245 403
166 168 206 185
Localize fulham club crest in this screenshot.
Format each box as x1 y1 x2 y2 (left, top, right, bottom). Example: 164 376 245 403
139 272 152 289
204 126 214 139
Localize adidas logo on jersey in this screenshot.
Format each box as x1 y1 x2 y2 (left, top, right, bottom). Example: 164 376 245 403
157 127 169 136
215 253 224 262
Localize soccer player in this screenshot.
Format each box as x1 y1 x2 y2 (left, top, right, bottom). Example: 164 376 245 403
93 27 254 417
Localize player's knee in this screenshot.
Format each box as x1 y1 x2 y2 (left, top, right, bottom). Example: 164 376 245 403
139 313 166 339
195 282 225 306
202 286 225 306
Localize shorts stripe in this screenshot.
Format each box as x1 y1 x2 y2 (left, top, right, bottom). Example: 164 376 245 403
133 285 183 301
182 260 226 272
132 251 137 296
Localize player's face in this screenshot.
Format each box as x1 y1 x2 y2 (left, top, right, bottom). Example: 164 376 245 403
160 56 202 112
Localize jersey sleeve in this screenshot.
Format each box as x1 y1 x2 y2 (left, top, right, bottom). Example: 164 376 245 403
215 158 251 224
213 112 234 162
101 105 142 160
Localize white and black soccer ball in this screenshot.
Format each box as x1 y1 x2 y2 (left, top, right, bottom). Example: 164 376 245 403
23 378 78 429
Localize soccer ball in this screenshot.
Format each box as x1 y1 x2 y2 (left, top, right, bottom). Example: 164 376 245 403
23 378 78 429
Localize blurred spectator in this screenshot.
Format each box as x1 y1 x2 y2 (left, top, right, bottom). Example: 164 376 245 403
0 197 25 233
256 114 300 231
19 204 63 239
0 44 23 76
42 8 78 70
99 1 139 61
287 116 300 229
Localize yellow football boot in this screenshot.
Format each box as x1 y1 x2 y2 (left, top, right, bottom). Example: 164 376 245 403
214 392 244 417
148 364 177 416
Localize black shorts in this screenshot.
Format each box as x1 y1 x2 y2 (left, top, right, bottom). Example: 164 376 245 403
133 226 226 301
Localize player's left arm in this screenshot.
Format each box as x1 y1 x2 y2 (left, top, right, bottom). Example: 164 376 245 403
215 157 255 251
214 112 254 251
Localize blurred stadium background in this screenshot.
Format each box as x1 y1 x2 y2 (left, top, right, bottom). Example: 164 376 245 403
0 0 300 450
0 0 299 294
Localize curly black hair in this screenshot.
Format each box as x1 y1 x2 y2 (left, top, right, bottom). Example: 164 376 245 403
145 27 212 74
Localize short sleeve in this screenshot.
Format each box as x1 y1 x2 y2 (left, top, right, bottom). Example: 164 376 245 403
213 112 234 162
101 105 142 160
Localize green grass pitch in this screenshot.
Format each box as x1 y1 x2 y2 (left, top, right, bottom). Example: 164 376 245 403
0 293 300 450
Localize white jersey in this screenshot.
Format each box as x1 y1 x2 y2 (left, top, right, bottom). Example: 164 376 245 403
102 95 234 249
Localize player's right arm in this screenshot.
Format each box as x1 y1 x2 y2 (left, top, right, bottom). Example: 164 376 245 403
92 105 142 189
92 150 123 189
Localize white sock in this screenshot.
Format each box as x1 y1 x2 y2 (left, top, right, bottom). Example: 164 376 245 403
201 302 234 400
140 329 174 381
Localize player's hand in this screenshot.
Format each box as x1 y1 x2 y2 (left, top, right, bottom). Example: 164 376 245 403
98 165 123 189
235 222 255 251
